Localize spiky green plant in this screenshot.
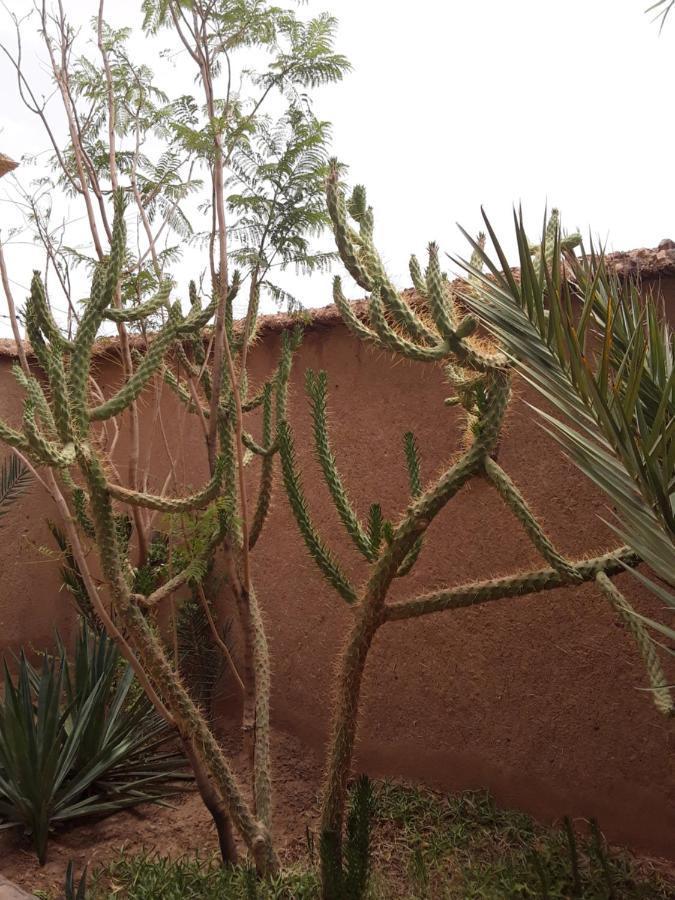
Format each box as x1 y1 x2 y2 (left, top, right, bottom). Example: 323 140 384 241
0 192 305 875
455 209 675 715
0 620 189 864
278 163 647 897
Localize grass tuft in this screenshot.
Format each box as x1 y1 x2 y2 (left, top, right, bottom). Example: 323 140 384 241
81 784 673 899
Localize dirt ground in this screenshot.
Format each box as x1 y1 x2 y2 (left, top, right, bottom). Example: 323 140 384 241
0 726 323 897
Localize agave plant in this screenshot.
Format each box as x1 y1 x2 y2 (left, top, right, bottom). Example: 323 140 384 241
0 620 189 864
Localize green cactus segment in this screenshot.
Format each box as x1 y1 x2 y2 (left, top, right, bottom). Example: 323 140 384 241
179 270 241 335
307 370 375 562
332 277 376 343
104 281 172 322
423 243 458 342
241 279 261 350
29 271 72 352
13 367 57 438
274 326 302 423
48 349 74 443
73 487 96 539
22 401 73 468
326 165 371 291
24 301 53 375
278 419 357 604
107 456 226 512
403 432 422 498
484 457 582 580
409 255 427 299
529 209 582 281
386 548 638 622
69 196 127 433
466 231 487 294
366 503 384 556
249 585 273 827
249 385 275 550
369 286 448 361
0 417 31 453
596 572 673 717
89 304 181 422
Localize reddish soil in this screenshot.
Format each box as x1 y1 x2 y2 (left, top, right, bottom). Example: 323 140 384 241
0 726 323 897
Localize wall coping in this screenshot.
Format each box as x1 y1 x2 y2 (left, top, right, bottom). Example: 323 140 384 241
2 242 674 360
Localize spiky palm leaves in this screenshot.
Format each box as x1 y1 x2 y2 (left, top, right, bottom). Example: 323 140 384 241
0 453 31 522
456 209 674 715
278 164 646 897
0 190 302 876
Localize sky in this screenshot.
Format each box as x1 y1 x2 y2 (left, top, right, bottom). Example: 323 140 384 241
0 0 673 337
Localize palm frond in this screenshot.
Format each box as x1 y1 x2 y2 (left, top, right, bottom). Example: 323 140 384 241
0 453 32 522
455 211 675 587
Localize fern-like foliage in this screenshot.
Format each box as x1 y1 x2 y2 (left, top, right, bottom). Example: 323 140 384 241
0 453 32 522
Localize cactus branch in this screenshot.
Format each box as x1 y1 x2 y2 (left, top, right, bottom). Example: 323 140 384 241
385 548 638 622
307 369 375 561
107 456 226 512
595 571 673 717
483 456 582 580
278 419 358 604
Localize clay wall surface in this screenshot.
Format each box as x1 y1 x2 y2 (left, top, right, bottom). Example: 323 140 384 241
0 276 673 859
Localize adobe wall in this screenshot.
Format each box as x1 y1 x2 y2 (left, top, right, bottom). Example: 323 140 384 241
0 280 673 859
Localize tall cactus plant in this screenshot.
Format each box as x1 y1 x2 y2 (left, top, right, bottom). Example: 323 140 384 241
0 190 304 875
278 163 649 897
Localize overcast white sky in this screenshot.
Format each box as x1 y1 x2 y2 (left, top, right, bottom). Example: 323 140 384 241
0 0 672 337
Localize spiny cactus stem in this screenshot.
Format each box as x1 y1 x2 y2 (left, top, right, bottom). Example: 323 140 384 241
385 547 638 622
107 456 225 512
596 571 673 717
483 456 583 580
320 430 497 855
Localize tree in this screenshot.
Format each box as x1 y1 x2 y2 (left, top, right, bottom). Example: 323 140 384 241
0 0 348 875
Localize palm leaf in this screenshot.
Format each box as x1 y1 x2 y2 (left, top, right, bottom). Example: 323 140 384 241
0 454 32 521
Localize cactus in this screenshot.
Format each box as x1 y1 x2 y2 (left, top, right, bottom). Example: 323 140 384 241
0 189 306 876
277 163 645 897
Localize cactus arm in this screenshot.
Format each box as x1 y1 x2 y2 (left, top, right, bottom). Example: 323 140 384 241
320 372 511 849
385 547 638 622
595 571 673 717
28 271 73 352
12 366 57 437
48 349 74 443
0 416 31 453
69 195 127 432
483 456 583 580
332 277 379 343
249 585 272 826
369 285 449 361
409 255 427 299
72 487 96 538
23 402 75 467
103 281 172 322
89 304 181 422
107 456 226 512
306 370 375 562
249 384 275 550
278 419 357 604
242 432 276 457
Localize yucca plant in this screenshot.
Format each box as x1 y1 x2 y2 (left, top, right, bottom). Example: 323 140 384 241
0 620 189 864
278 163 645 897
456 211 674 714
